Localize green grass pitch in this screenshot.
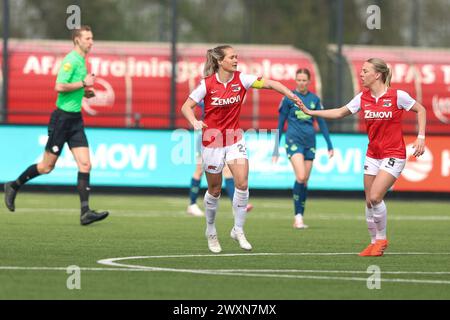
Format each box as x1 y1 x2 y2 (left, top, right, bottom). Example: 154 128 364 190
0 192 449 299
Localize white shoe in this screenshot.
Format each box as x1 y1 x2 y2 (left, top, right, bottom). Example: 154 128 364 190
293 216 308 229
206 233 222 253
230 227 252 251
187 204 204 217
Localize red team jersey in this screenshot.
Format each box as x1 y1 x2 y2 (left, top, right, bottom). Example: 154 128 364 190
346 88 416 159
190 71 257 147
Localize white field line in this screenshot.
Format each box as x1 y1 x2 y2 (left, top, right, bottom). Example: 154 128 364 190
96 253 450 285
1 265 450 275
7 208 450 221
1 265 449 285
1 252 450 285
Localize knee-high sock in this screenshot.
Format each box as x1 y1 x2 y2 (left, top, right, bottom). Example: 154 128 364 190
365 205 377 244
224 178 235 202
77 172 91 214
372 200 387 240
293 181 305 216
204 191 220 235
301 183 308 216
189 178 201 205
11 164 40 190
233 188 249 231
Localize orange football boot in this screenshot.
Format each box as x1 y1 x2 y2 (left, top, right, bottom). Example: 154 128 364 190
371 239 389 257
359 243 375 256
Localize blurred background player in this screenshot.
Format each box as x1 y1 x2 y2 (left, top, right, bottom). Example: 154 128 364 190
299 58 426 257
3 26 109 226
187 102 253 216
181 45 303 253
272 68 333 229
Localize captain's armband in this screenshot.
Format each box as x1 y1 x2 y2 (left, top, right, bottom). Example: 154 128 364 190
251 77 265 89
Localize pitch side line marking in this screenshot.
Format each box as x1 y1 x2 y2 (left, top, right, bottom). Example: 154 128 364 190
95 253 450 285
10 208 450 221
1 251 450 285
1 265 450 276
1 266 450 285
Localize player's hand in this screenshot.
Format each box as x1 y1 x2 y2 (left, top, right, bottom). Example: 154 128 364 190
84 89 95 98
290 95 302 107
272 155 279 164
412 137 425 157
84 73 96 87
328 149 334 159
192 120 208 130
294 98 311 115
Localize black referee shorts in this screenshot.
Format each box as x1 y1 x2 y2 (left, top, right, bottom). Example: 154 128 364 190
45 108 89 156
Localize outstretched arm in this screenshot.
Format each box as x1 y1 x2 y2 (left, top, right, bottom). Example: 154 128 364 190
257 79 305 108
300 104 352 119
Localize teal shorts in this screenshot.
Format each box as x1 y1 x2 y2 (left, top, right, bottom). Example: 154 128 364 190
285 142 316 161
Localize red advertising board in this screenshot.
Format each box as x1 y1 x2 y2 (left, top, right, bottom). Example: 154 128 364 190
1 40 319 129
339 45 450 134
395 135 450 192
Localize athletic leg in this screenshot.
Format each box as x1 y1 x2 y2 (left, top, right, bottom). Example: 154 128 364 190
227 153 252 251
4 151 58 212
290 153 308 228
204 172 222 253
71 146 108 225
187 162 204 216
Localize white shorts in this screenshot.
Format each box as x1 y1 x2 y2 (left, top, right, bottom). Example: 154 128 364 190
201 139 248 174
364 156 406 179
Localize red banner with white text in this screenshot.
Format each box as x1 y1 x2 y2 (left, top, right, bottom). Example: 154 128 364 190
395 135 450 192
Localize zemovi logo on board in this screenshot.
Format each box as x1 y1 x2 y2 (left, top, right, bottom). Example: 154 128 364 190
37 135 156 170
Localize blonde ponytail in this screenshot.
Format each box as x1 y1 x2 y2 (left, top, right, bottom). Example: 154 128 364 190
385 67 392 87
203 45 232 77
367 58 391 87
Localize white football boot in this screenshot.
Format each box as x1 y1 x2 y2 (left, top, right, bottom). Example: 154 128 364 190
187 203 204 217
293 214 308 229
206 233 222 253
230 227 252 251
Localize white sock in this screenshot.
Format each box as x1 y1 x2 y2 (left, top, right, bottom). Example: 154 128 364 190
372 200 387 240
204 191 220 235
295 214 303 222
232 188 249 230
365 206 377 244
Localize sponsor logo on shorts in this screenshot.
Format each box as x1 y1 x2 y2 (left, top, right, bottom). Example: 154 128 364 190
207 165 217 170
